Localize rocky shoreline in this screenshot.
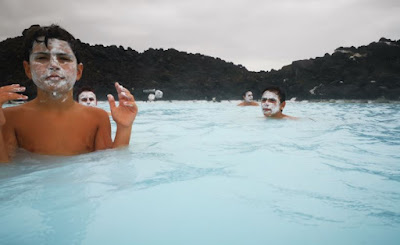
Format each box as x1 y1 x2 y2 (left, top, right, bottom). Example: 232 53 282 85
1 34 399 101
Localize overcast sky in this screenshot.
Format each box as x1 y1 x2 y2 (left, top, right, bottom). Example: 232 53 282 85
1 0 399 71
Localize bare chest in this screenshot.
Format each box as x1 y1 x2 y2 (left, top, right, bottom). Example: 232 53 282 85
13 112 99 155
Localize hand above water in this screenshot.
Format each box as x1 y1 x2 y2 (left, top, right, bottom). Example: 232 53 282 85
107 82 138 128
0 84 28 125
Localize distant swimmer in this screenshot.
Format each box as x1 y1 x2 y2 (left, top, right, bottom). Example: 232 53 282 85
148 93 155 102
155 90 163 99
237 90 259 106
76 87 97 107
0 24 138 162
76 87 112 115
261 86 297 119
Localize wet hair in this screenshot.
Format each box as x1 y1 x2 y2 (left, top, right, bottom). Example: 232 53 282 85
242 90 252 98
261 86 286 103
22 24 81 63
75 87 96 101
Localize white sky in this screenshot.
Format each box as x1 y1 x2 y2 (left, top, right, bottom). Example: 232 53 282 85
1 0 399 71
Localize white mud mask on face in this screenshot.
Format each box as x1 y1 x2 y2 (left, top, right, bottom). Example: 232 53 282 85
29 38 78 99
244 92 253 102
261 91 281 116
78 91 97 107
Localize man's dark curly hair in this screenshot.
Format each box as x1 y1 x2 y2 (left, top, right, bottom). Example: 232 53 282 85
261 86 286 103
22 24 81 63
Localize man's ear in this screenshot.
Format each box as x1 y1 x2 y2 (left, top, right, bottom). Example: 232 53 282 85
280 101 286 111
23 61 32 79
76 63 84 81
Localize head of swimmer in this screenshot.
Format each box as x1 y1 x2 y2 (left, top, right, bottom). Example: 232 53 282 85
242 90 254 103
76 87 97 107
260 86 286 117
22 24 83 94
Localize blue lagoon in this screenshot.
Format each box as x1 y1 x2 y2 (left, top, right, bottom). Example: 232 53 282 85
1 101 400 244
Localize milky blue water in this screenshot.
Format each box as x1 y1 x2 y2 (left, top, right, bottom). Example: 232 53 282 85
1 101 400 245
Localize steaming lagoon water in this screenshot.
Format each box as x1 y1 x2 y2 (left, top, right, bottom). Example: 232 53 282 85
1 100 400 244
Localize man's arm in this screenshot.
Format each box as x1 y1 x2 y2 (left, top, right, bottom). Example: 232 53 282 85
94 108 113 151
0 130 10 162
0 84 28 162
107 82 138 148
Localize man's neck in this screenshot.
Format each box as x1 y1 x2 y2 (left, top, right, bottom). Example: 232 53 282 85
265 112 285 119
34 89 75 109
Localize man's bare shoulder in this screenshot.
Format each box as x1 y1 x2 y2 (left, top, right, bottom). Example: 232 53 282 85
74 103 109 119
237 102 259 106
283 114 299 120
249 101 259 106
3 101 35 115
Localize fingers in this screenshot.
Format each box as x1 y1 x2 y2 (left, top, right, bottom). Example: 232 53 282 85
1 93 28 101
115 82 126 94
0 93 28 107
122 98 138 108
112 82 138 114
0 84 26 93
115 82 134 101
107 94 116 111
120 91 133 100
0 84 28 106
121 95 138 111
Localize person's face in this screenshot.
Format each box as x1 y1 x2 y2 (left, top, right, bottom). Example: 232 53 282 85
23 37 83 95
244 91 253 102
78 91 97 107
261 91 282 117
148 93 155 101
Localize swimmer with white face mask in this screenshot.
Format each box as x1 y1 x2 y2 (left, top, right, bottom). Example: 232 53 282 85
237 90 259 106
260 86 297 119
0 24 138 162
76 87 113 115
77 88 97 107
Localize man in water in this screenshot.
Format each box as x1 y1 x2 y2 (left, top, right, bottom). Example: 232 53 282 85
260 86 297 119
76 87 112 116
237 90 258 106
0 24 138 162
76 87 97 107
